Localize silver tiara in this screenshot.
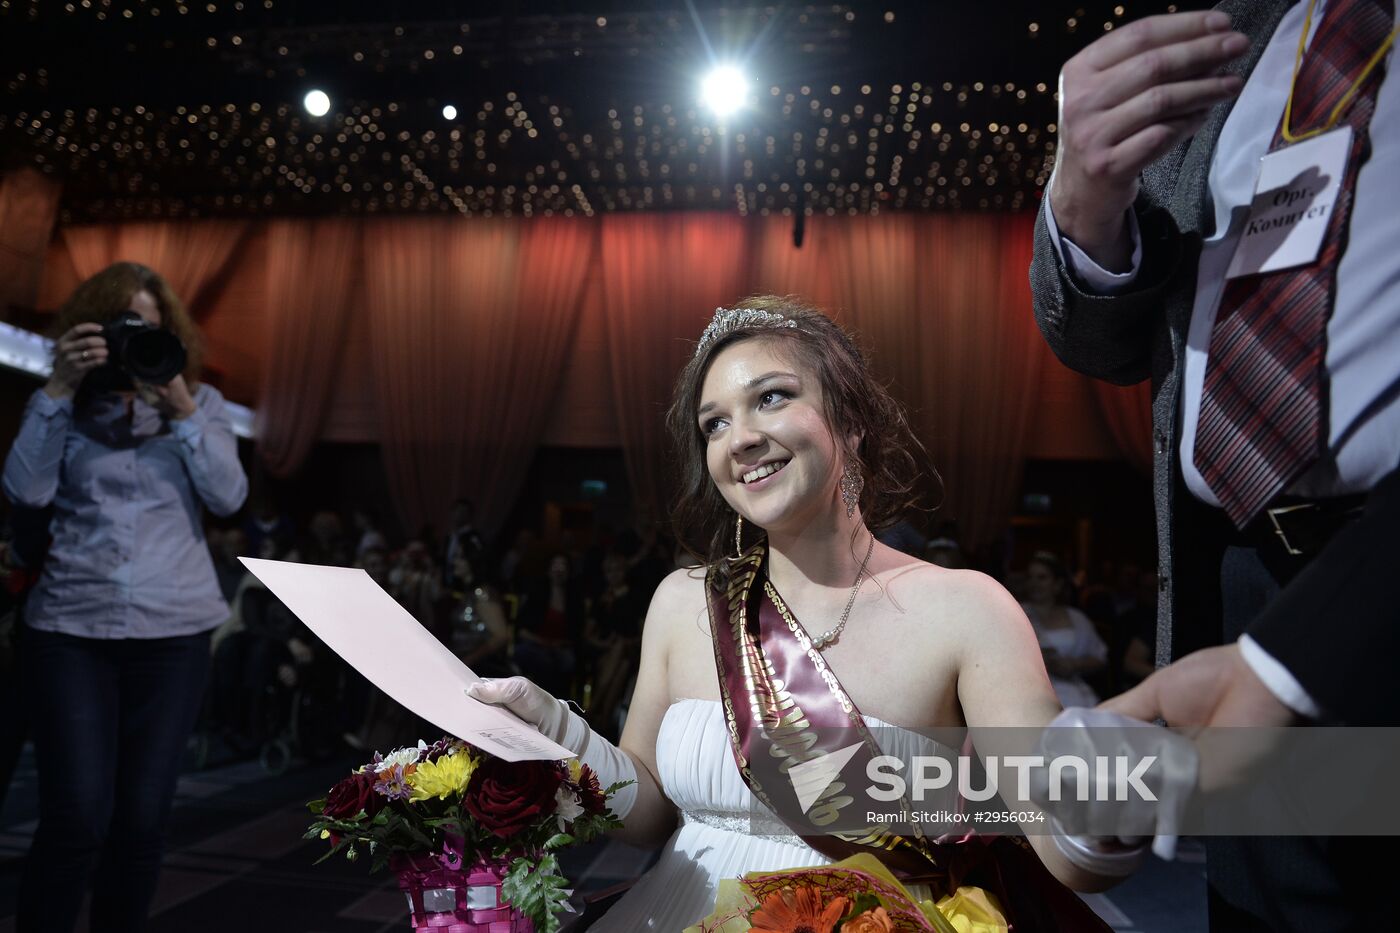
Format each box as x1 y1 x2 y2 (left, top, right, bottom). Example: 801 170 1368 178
694 307 797 359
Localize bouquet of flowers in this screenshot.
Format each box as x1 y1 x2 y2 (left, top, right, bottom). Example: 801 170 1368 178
306 736 628 933
683 853 1007 933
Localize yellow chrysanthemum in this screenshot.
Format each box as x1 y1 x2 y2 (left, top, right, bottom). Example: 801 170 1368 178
567 759 583 783
407 751 479 802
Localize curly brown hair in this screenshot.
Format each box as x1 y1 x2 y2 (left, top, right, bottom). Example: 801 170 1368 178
52 261 203 387
665 295 934 570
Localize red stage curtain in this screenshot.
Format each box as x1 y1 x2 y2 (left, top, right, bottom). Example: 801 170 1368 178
362 218 592 538
932 214 1048 553
0 168 63 316
752 213 1045 553
33 211 1099 550
598 212 754 521
61 220 251 318
750 213 839 304
490 217 598 482
256 218 362 477
1092 380 1154 475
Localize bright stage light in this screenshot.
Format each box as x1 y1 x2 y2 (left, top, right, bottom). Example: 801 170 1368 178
303 89 331 116
442 104 458 120
701 65 750 117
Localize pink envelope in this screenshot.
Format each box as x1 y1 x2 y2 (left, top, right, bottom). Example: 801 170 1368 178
240 557 572 762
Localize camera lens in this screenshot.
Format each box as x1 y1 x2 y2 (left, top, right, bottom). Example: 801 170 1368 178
122 329 186 384
93 311 188 388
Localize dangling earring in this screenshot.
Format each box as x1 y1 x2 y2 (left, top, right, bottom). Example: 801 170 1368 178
733 514 745 557
840 462 864 518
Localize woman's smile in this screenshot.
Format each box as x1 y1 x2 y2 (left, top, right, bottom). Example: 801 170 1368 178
739 459 791 487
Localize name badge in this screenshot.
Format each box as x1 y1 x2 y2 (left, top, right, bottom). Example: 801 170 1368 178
1226 126 1352 279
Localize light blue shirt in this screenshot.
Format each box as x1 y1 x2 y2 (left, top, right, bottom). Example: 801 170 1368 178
2 383 248 639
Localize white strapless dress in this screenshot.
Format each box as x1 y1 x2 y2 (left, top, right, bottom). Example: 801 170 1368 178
590 698 889 931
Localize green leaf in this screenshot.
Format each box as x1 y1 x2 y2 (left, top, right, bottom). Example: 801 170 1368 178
500 854 570 933
543 833 574 851
842 892 881 923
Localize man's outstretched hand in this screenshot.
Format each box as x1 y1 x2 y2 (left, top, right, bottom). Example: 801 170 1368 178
1101 643 1301 801
1100 643 1298 730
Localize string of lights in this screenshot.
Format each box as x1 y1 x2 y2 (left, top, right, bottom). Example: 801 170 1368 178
0 2 1200 223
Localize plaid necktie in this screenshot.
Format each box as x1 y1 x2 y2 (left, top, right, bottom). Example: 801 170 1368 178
1194 0 1395 527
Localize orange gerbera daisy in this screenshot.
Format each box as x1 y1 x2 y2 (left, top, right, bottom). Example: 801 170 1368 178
748 886 850 933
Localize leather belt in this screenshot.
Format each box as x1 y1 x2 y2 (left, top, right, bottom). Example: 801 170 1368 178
1241 493 1368 559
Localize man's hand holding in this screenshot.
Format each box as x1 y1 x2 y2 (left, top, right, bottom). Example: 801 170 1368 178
1050 11 1248 270
1101 643 1299 796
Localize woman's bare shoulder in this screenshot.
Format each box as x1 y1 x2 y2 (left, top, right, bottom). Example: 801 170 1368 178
883 559 1029 638
643 565 710 632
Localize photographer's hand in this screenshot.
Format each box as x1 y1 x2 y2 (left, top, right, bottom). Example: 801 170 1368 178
45 323 107 399
136 374 198 420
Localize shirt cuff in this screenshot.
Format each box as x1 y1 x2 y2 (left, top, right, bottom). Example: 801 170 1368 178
1043 191 1144 294
169 406 208 448
28 389 73 419
1238 634 1323 720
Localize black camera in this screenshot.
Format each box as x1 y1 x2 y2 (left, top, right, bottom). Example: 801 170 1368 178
87 311 188 391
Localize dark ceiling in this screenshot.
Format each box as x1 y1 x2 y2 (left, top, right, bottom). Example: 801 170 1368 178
0 0 1205 223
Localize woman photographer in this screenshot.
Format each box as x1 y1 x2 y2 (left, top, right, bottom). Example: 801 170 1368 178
2 262 247 933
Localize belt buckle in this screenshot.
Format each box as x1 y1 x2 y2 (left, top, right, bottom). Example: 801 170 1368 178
1265 503 1317 556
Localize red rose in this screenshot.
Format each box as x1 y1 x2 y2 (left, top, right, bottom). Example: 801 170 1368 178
324 770 384 820
576 765 606 816
464 758 564 839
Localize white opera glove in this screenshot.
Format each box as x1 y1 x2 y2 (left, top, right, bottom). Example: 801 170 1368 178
464 676 638 819
1034 707 1198 867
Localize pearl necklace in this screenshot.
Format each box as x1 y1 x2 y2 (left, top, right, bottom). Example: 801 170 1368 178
808 534 876 651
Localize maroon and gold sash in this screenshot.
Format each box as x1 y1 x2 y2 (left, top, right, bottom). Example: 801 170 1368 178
706 542 954 882
706 542 1113 931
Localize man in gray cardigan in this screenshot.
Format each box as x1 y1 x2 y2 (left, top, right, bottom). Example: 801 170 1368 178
1031 2 1397 929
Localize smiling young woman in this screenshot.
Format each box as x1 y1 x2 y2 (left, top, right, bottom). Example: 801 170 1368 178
467 296 1130 930
668 295 924 569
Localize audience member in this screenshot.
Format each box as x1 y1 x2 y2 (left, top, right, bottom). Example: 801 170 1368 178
351 506 388 560
297 510 350 566
445 554 512 678
584 552 647 740
242 495 293 560
1118 570 1160 690
1020 550 1108 708
497 526 538 591
388 540 443 632
442 497 489 586
923 536 964 569
514 553 584 699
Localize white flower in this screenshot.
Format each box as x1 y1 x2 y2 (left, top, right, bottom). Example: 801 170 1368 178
378 746 422 769
554 786 584 831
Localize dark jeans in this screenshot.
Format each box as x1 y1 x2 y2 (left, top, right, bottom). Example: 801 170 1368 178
16 625 211 933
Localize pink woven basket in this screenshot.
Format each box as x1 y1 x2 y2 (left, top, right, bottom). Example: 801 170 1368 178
393 852 535 933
